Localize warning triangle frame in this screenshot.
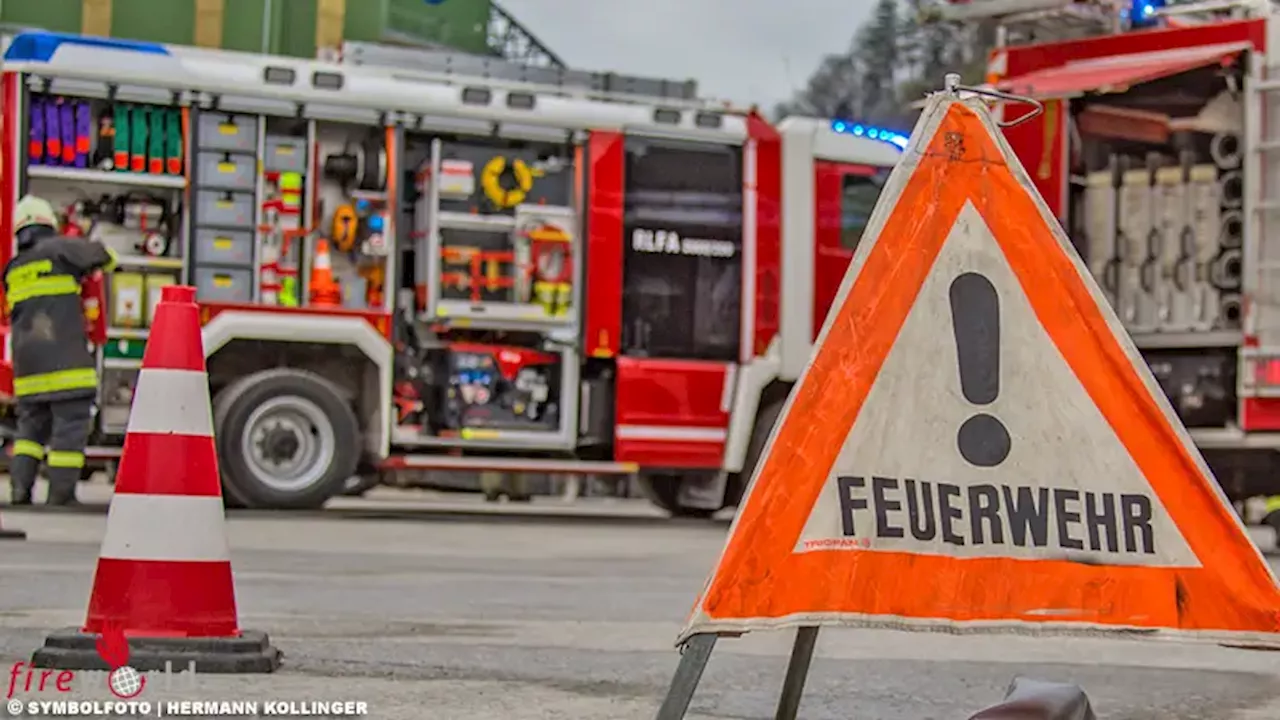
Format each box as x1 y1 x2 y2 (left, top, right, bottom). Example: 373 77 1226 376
653 86 1280 720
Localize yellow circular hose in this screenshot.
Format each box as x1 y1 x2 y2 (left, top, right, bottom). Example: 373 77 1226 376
480 156 533 209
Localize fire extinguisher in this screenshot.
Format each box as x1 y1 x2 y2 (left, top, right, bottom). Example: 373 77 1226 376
81 271 107 346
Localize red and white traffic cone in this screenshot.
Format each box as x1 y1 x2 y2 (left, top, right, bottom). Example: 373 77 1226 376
31 286 280 673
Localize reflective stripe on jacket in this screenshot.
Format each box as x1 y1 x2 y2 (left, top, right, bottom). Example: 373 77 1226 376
3 235 116 401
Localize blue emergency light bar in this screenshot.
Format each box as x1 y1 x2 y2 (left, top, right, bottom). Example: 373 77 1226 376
3 31 170 63
830 120 909 150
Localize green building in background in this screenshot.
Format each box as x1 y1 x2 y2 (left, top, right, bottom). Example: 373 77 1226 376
0 0 563 67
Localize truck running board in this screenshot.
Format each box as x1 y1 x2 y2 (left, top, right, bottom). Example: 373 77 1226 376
381 455 638 475
85 446 123 459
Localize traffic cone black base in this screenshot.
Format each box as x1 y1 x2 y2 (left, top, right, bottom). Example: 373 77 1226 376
0 512 25 540
31 628 281 673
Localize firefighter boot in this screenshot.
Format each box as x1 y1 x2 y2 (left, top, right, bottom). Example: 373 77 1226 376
11 402 54 506
44 466 79 507
7 444 39 506
44 399 92 507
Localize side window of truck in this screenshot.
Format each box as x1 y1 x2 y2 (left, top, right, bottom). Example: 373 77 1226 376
841 171 887 251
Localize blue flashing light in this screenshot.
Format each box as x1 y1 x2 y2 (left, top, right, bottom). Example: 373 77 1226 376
1128 0 1166 29
3 31 169 63
830 119 909 152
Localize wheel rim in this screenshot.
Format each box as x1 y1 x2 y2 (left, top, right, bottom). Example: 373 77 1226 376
240 395 336 493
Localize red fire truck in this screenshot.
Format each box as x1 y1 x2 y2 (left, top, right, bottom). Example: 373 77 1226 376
0 32 905 515
941 0 1280 533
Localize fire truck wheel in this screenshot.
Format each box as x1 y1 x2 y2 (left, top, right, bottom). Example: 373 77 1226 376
729 398 786 509
214 369 360 510
1266 510 1280 551
636 474 716 519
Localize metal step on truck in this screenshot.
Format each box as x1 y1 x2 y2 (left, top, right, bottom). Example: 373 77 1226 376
0 32 907 515
938 0 1280 541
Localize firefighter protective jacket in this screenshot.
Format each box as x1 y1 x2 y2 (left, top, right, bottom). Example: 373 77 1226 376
3 234 117 401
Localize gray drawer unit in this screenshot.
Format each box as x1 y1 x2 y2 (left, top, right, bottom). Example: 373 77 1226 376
196 190 254 229
194 266 254 303
197 151 256 191
197 112 258 154
264 136 308 174
194 228 254 268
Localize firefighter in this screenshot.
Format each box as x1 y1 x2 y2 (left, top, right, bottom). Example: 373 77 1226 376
4 195 116 506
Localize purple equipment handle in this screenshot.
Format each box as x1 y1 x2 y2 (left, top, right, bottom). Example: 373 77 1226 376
44 99 61 167
60 101 75 166
28 97 45 165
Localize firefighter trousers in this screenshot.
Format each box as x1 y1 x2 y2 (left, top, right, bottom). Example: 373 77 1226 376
11 396 93 505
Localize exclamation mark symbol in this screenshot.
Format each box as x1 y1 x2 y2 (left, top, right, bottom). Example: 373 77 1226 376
949 272 1011 467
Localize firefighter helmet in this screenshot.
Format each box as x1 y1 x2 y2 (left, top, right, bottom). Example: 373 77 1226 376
14 195 58 232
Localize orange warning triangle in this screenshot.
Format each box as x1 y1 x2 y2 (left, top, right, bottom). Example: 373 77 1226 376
681 96 1280 645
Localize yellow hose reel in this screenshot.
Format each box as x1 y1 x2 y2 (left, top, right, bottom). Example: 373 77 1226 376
481 156 535 209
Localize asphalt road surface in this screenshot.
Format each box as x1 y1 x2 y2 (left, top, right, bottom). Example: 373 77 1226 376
0 482 1277 719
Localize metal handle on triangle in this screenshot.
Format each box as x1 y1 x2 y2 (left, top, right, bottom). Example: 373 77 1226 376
941 72 1045 129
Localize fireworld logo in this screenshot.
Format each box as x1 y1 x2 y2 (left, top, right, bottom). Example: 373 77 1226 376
96 623 145 699
7 623 155 699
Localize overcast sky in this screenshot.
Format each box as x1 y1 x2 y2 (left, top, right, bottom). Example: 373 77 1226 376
497 0 874 109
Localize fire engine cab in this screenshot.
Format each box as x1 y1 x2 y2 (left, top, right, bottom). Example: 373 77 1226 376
0 32 904 515
939 0 1280 533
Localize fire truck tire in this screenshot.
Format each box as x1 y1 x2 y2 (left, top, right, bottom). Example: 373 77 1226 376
213 369 360 510
635 474 716 519
1266 510 1280 551
729 398 786 508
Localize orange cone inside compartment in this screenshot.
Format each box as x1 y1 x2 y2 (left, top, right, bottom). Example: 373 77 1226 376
309 238 342 307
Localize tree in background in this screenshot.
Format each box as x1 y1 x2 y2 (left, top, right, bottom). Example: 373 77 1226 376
776 0 995 129
857 0 902 123
772 53 866 120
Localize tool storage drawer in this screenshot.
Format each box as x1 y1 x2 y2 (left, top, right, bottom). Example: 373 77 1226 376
264 136 307 173
197 152 255 191
197 112 258 154
196 191 254 229
195 228 254 267
194 266 253 303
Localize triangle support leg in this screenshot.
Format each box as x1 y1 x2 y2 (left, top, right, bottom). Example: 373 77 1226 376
655 633 717 720
774 626 819 720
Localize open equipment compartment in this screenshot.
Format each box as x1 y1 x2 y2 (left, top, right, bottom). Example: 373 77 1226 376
186 109 396 313
189 109 261 305
1060 52 1245 430
417 134 579 327
14 73 193 437
394 125 582 451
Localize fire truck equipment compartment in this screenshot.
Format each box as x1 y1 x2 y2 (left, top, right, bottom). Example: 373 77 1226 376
436 344 561 433
194 266 253 304
195 228 254 267
196 191 254 229
196 152 256 192
196 113 258 154
264 137 308 174
998 42 1249 99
